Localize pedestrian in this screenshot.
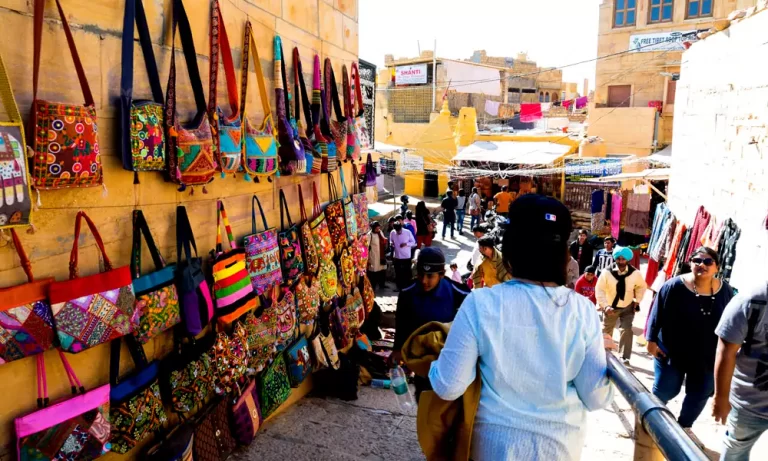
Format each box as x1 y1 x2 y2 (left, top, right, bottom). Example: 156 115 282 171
469 187 482 230
645 247 734 437
570 229 595 275
596 245 647 365
415 201 433 249
493 185 514 219
471 236 510 289
428 194 613 460
445 180 455 198
389 218 417 290
480 193 489 219
386 216 395 235
395 214 416 241
567 256 580 288
449 263 462 283
366 221 388 290
469 225 488 272
404 210 418 236
456 190 467 234
575 266 598 304
713 266 768 460
592 237 616 274
393 248 470 397
440 190 458 240
400 195 410 217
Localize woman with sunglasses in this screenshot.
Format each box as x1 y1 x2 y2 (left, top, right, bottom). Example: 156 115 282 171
645 246 735 436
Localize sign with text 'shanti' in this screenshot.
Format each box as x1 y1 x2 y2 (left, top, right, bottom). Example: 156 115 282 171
629 31 695 52
395 64 428 85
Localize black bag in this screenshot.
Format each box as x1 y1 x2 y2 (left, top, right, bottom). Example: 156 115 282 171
176 205 214 335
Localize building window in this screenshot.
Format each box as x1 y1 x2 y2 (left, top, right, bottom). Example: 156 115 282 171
607 85 632 107
686 0 712 18
614 0 637 27
649 0 673 23
539 92 544 102
544 92 550 102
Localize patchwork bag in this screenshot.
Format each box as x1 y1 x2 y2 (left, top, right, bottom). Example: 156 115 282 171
211 200 258 326
119 0 165 178
0 51 33 228
15 351 111 460
49 211 137 353
351 63 372 150
356 233 370 277
310 182 339 302
273 286 298 352
295 275 320 325
341 66 361 162
240 20 278 182
0 229 55 365
230 379 262 446
352 162 369 235
297 184 319 275
208 0 242 177
257 353 291 418
239 303 277 375
244 195 282 295
324 58 347 163
284 336 311 387
325 174 348 256
161 332 216 415
310 55 329 175
339 166 358 240
211 327 248 396
278 189 305 285
176 205 214 335
30 0 102 191
109 336 167 454
274 36 304 175
165 0 215 191
131 210 180 344
192 398 236 461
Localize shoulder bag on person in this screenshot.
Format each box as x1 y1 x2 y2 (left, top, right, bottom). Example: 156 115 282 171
342 65 361 162
273 285 298 352
324 58 347 162
30 0 102 191
309 55 329 174
109 336 167 454
0 230 55 365
131 210 180 344
325 173 348 256
165 0 215 191
240 20 278 182
15 351 111 460
243 195 283 295
192 397 236 461
297 184 319 275
257 353 291 418
339 166 358 240
284 336 311 387
160 331 216 415
229 378 262 446
278 189 305 285
49 212 137 353
273 36 304 175
120 0 165 178
238 302 277 375
310 182 339 301
175 205 214 335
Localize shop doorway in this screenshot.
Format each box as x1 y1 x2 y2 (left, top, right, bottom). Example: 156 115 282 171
424 170 439 197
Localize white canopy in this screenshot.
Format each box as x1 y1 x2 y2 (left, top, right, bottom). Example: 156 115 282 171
589 168 671 182
647 145 672 165
452 141 571 165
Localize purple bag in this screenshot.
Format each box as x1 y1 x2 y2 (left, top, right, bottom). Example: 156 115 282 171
175 206 214 335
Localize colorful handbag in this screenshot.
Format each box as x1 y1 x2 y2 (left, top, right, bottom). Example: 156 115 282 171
325 58 347 163
340 166 358 240
145 423 194 461
273 286 298 352
211 327 248 396
292 47 316 174
278 189 305 285
352 162 370 235
0 51 33 228
330 303 352 350
310 182 339 302
161 332 216 415
309 55 329 175
338 246 355 292
344 288 366 332
351 62 372 150
244 195 283 295
49 212 137 353
274 36 304 175
165 0 215 191
325 174 348 256
341 65 361 162
308 319 339 371
239 303 277 375
0 230 55 365
257 353 291 418
356 233 370 277
109 336 167 454
15 351 111 460
297 184 319 275
192 398 236 461
30 0 102 191
176 206 215 335
364 153 377 187
131 210 180 344
240 21 278 182
119 0 165 179
295 275 320 325
230 379 262 445
211 200 258 326
360 275 375 315
208 0 242 177
284 336 311 387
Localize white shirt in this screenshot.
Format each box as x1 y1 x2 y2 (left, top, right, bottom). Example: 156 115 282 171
457 196 467 210
469 193 481 211
595 265 648 309
389 230 416 260
471 244 482 267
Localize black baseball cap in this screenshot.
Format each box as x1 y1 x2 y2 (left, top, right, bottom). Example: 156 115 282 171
417 247 446 274
505 194 572 244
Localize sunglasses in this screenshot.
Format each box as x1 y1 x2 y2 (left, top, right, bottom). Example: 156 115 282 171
691 257 715 267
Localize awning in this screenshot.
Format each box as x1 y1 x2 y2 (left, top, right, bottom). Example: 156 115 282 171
647 145 672 165
588 168 671 182
452 141 571 165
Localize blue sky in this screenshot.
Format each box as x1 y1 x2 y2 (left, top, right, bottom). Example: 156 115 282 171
359 0 601 90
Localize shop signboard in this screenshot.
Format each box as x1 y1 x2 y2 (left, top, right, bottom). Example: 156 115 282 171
629 30 695 52
395 64 428 85
565 158 623 182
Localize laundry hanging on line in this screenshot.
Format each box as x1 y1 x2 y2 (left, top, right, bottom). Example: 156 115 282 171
519 103 543 123
576 96 589 110
484 100 500 116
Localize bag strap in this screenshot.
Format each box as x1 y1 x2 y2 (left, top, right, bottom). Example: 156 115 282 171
293 48 313 132
312 181 322 219
279 189 293 229
208 0 239 124
274 37 286 114
176 205 198 265
328 174 339 201
215 200 236 254
10 229 34 283
109 335 151 387
311 55 323 131
351 162 361 195
33 0 93 106
324 58 345 123
121 0 163 106
251 195 269 234
70 211 113 280
0 50 22 124
131 210 166 279
341 65 352 119
339 166 349 199
240 21 273 130
350 62 364 118
38 350 85 405
298 184 308 222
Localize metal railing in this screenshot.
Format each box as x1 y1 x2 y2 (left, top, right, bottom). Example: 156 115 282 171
606 353 710 461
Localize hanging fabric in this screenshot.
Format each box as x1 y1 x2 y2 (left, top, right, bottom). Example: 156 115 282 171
519 103 542 123
274 36 304 175
576 96 589 110
325 58 347 163
610 192 622 240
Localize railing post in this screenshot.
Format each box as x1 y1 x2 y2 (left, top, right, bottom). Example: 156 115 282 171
633 414 666 461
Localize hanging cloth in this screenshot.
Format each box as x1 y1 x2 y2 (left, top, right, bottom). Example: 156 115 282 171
519 103 542 123
484 100 500 116
610 192 622 240
576 96 588 110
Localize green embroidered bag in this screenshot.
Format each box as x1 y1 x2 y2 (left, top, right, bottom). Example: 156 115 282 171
257 353 291 418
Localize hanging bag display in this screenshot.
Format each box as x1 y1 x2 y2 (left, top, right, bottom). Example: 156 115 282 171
109 336 167 454
284 336 311 387
243 195 283 295
176 205 214 335
319 60 338 173
274 36 304 175
295 275 320 325
15 351 111 460
165 0 215 191
50 212 137 353
273 286 297 351
339 166 358 240
293 47 316 174
131 210 180 344
120 0 165 179
342 65 361 162
297 184 319 275
238 304 277 375
211 327 248 396
161 332 216 415
310 182 339 302
350 62 372 151
240 21 278 182
0 230 55 365
360 276 375 315
229 378 262 446
257 353 291 418
208 0 243 177
211 200 258 326
324 58 347 163
192 398 236 461
338 245 355 292
325 173 348 256
330 302 352 350
278 189 305 284
0 51 33 228
309 55 329 175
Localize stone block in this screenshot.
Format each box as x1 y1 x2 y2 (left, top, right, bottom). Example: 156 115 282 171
318 0 344 49
342 14 358 55
241 0 282 17
334 0 356 19
281 0 319 36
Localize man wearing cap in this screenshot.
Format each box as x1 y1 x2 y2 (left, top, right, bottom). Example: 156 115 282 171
596 246 648 364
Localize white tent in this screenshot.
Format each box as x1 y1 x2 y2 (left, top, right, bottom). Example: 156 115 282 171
452 141 571 165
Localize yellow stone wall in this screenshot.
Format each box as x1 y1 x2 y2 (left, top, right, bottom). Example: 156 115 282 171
588 106 657 155
0 0 357 458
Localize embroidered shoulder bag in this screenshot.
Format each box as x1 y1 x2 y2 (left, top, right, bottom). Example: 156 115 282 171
0 51 33 227
238 303 277 375
109 336 167 454
273 286 297 352
257 353 291 418
15 351 111 460
211 200 258 326
297 184 319 275
325 173 348 256
330 302 352 350
131 210 180 344
360 275 375 315
176 205 214 335
308 317 340 371
309 55 328 175
324 58 347 162
320 62 338 173
338 245 355 292
0 230 55 365
295 275 320 325
284 336 311 387
50 212 137 353
344 288 365 333
278 189 305 285
229 378 262 446
342 65 361 162
120 0 165 179
208 0 242 177
274 36 304 175
244 195 282 295
310 182 339 302
165 0 215 192
339 165 358 240
192 397 236 461
161 332 216 415
293 48 316 174
31 0 101 191
211 326 248 396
